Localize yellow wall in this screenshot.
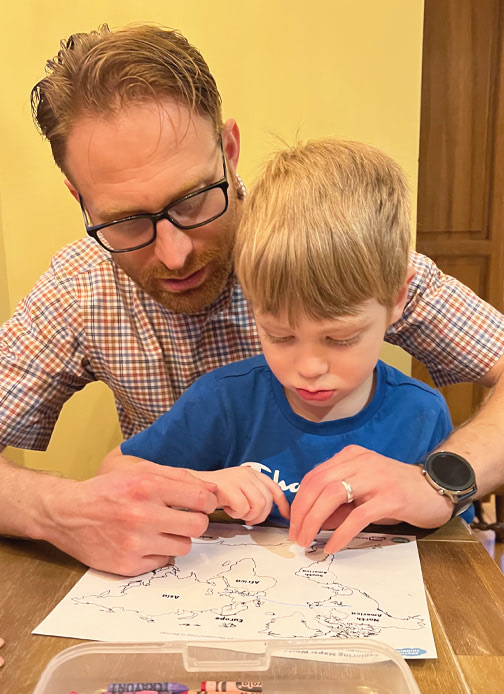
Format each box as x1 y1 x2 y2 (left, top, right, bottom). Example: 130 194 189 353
0 196 8 324
0 0 424 477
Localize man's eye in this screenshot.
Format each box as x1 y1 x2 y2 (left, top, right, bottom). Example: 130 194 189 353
171 192 206 218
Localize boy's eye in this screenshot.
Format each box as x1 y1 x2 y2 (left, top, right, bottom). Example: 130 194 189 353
264 332 294 344
326 335 360 347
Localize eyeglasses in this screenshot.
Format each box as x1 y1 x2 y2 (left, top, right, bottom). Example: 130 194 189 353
79 139 229 253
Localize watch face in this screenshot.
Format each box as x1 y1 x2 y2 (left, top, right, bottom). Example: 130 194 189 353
426 452 475 491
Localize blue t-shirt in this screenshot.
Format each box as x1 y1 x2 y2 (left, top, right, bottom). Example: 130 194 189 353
122 356 472 523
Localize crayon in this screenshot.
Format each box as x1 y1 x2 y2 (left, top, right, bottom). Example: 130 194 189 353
107 686 188 693
201 683 263 692
105 691 236 694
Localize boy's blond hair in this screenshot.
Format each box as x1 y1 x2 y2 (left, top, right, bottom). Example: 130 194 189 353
235 139 411 324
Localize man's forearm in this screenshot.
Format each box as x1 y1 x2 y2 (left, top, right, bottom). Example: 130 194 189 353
438 367 504 497
0 451 218 575
0 453 72 541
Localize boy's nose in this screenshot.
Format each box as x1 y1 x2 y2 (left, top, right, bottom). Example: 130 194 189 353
296 353 329 380
154 218 194 270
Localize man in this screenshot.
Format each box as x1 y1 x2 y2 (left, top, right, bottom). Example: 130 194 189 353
1 24 503 576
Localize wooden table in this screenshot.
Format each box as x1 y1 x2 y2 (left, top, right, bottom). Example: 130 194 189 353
1 519 504 693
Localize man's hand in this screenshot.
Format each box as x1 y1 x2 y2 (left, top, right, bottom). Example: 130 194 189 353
193 467 290 525
31 461 218 575
289 445 452 554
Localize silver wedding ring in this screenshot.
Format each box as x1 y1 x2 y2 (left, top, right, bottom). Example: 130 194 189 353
340 479 354 504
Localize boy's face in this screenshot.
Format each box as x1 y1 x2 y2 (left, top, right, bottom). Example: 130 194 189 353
255 298 403 423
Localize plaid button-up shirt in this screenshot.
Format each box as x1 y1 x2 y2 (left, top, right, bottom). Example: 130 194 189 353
1 238 503 450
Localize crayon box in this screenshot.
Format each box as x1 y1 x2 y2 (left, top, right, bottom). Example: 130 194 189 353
32 638 420 694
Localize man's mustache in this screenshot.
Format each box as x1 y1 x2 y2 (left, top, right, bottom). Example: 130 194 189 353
142 249 221 281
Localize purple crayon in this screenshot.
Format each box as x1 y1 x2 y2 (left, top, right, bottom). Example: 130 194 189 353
107 686 188 693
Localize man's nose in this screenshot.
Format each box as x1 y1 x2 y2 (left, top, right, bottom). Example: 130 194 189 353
154 218 194 270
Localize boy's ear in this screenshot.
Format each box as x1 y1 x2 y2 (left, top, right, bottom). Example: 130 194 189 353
389 266 416 325
64 179 80 202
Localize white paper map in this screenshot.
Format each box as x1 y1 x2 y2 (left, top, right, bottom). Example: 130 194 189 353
34 523 436 658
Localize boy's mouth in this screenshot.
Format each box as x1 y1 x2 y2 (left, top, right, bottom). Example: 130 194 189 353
295 388 335 402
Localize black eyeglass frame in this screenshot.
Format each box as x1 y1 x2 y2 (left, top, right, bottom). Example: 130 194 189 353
79 138 229 253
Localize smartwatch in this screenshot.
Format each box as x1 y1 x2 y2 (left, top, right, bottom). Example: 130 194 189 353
420 451 477 518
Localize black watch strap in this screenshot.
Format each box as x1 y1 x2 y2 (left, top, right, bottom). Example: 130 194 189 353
450 491 476 519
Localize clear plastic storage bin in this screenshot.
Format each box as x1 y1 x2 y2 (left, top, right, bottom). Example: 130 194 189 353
32 638 421 694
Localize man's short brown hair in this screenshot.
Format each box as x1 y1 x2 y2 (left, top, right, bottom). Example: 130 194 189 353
235 139 411 324
31 24 223 175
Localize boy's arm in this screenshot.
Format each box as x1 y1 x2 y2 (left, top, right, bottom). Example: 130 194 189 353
101 375 289 525
192 468 290 525
103 447 289 526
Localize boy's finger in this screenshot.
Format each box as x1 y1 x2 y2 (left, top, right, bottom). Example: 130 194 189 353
248 483 272 521
272 487 290 519
234 479 270 521
221 504 245 520
257 475 289 519
221 489 253 519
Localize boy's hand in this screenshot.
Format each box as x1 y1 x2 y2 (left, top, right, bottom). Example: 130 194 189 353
289 445 452 553
193 468 290 525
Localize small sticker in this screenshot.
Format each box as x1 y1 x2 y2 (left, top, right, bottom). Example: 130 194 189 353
397 647 427 657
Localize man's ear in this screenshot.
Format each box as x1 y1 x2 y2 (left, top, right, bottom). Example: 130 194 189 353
64 179 79 203
389 265 416 325
222 118 240 170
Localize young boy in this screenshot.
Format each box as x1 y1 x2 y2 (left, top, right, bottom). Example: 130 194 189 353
102 139 469 543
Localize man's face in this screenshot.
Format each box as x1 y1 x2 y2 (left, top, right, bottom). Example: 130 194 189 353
64 101 241 313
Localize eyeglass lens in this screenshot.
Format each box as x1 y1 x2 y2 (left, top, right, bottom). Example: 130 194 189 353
97 185 227 252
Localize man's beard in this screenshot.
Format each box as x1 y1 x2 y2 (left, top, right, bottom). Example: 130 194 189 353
114 181 241 314
117 207 236 314
140 245 234 314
